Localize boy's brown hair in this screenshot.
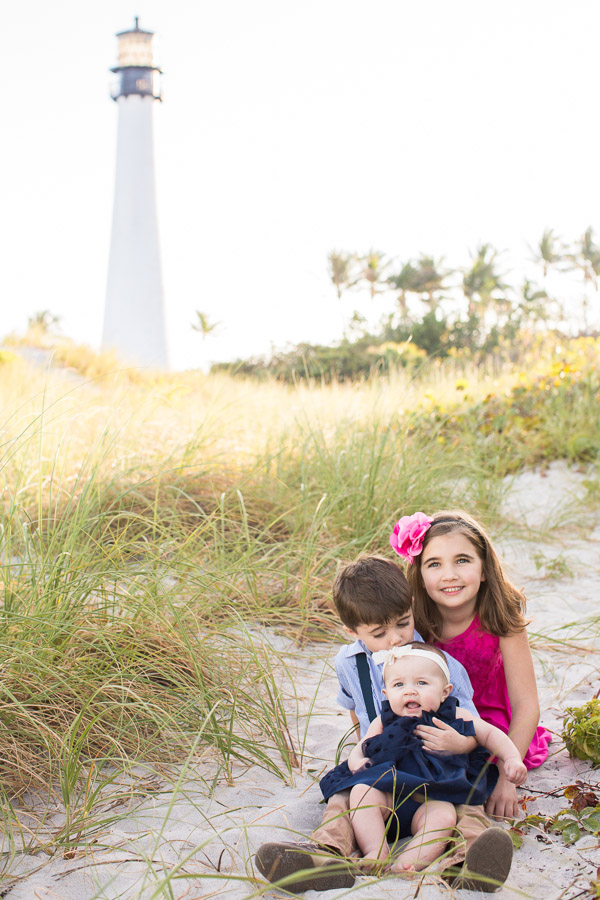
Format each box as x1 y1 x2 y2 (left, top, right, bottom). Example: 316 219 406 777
332 555 412 631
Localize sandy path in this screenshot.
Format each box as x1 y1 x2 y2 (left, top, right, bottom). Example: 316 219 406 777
2 463 599 899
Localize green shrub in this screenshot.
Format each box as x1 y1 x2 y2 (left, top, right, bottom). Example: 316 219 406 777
562 699 600 765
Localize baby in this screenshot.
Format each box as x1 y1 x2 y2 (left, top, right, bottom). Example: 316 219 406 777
320 644 527 874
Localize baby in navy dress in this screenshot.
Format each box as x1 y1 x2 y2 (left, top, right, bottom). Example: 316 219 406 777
320 643 527 874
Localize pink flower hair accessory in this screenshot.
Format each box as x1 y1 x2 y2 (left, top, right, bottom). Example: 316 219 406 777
390 512 434 564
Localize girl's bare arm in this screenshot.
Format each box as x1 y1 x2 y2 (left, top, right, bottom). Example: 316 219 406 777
457 711 527 784
482 630 539 818
500 630 540 758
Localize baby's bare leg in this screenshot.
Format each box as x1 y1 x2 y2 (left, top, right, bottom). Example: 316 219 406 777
392 800 456 873
349 784 394 862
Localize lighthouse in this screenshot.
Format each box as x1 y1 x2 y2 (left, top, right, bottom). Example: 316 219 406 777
102 18 168 368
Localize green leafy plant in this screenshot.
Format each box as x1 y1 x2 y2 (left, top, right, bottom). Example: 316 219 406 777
511 782 600 847
549 806 600 845
563 699 600 765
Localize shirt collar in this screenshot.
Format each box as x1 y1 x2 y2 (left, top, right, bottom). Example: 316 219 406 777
346 638 373 658
346 633 423 659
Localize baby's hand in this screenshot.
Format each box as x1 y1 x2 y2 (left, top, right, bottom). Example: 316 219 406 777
502 757 527 785
348 755 369 774
415 718 477 755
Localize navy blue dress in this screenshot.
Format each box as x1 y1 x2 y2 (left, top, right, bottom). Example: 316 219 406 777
320 697 497 837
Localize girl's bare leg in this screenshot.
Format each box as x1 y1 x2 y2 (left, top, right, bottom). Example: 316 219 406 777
349 784 394 863
392 800 456 873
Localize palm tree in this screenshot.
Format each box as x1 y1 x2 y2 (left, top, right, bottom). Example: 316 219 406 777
328 251 358 299
532 228 563 281
568 227 600 332
579 227 600 284
387 261 419 317
358 250 390 299
192 310 220 339
518 279 558 329
411 254 451 314
462 244 508 320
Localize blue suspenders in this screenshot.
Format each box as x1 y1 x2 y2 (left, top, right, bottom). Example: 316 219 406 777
355 652 377 723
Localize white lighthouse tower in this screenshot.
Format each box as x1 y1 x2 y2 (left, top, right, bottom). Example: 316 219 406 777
103 18 168 368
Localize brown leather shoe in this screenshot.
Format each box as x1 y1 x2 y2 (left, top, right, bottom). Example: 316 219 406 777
255 841 356 892
450 826 513 892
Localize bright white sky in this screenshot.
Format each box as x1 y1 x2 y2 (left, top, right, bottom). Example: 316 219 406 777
3 0 599 370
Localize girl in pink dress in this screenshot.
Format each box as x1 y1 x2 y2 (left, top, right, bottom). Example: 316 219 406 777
390 510 551 822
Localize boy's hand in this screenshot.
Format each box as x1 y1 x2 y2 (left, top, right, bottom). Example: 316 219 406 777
415 718 477 755
503 757 527 785
486 774 519 820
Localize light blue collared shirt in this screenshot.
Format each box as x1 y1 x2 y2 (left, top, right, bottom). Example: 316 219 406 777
335 629 477 737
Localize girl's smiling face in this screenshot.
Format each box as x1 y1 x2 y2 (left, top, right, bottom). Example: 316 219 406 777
420 531 485 617
383 656 451 717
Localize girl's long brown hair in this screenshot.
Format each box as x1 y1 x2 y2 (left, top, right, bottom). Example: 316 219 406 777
407 510 528 642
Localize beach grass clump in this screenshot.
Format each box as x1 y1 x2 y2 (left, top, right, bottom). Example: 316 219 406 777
0 485 308 793
0 568 306 793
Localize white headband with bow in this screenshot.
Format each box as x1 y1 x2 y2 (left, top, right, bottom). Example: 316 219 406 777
372 645 451 682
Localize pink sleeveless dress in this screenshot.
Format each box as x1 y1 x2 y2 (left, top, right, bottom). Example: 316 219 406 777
434 615 551 769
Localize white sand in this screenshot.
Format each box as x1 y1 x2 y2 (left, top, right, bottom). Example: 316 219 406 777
3 462 599 899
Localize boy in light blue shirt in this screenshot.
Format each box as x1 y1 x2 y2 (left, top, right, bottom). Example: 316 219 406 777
335 622 477 738
255 556 513 893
